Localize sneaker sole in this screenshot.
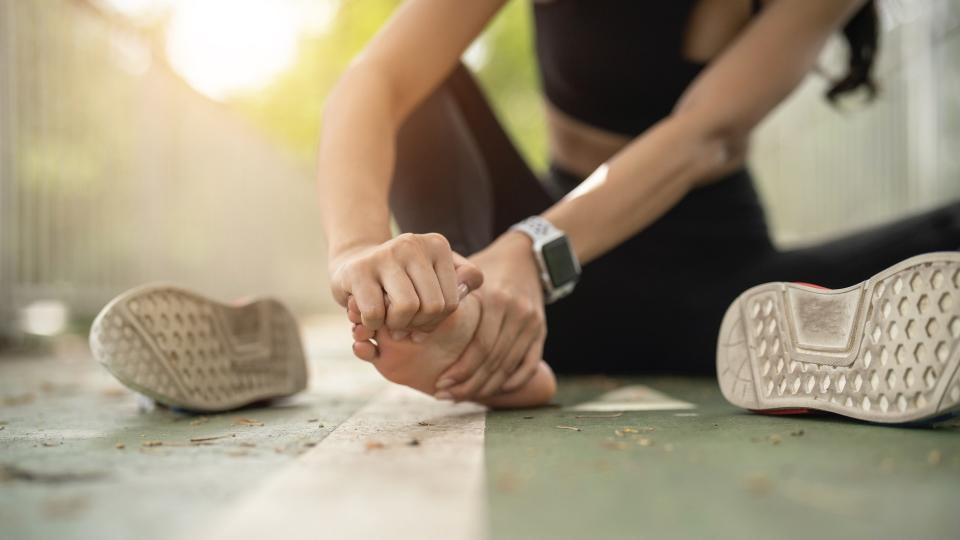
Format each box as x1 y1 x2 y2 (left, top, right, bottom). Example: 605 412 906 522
89 284 308 412
717 252 960 424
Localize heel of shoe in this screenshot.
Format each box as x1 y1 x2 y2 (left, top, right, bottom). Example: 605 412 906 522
717 293 760 409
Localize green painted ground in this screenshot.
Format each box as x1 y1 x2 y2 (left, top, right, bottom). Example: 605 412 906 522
486 377 960 540
2 341 959 540
0 342 377 540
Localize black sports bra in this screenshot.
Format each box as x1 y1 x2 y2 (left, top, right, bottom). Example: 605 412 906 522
532 0 761 136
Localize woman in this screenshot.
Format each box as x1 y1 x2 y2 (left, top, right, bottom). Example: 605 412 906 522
319 1 960 418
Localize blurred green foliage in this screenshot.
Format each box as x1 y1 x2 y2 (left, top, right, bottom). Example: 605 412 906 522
231 0 548 172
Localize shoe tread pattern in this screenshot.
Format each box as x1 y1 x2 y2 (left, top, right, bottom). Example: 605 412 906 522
89 286 307 412
719 253 960 423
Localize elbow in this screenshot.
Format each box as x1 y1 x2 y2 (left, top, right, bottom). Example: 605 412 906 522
668 108 750 182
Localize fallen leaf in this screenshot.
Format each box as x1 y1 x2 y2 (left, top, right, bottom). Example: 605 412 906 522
2 394 35 406
745 472 773 496
142 440 163 448
417 421 433 427
233 417 264 427
115 443 125 450
100 388 127 398
407 439 420 447
494 471 522 493
601 439 629 451
768 434 782 445
365 441 386 451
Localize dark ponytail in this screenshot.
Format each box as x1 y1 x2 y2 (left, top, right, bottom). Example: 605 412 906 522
826 1 879 102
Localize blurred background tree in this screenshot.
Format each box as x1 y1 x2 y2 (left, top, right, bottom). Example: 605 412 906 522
232 0 548 170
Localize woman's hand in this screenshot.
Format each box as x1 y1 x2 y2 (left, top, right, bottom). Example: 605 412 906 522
434 232 546 400
330 233 484 338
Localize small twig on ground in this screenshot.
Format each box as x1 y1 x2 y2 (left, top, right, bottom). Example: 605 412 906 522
556 425 582 432
233 417 264 427
0 464 106 484
574 413 623 419
189 434 236 443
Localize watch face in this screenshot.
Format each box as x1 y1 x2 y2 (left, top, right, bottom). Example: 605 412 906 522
542 236 579 288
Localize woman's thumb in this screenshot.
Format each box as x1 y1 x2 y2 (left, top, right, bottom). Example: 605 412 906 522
452 253 483 299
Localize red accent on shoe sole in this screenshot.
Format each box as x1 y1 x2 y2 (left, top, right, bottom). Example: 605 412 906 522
749 408 812 415
793 282 829 290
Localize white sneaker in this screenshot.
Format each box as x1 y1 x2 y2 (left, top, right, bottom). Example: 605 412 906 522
90 285 307 412
717 252 960 423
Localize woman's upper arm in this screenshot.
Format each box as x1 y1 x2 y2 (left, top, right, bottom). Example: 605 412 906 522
350 0 508 123
675 0 867 138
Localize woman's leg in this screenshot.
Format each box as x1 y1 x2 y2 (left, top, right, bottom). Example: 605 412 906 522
389 64 553 255
749 201 960 287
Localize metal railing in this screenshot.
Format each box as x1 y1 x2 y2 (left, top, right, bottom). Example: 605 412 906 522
0 0 335 336
752 0 960 245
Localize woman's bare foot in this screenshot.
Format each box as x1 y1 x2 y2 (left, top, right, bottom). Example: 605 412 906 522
352 295 556 408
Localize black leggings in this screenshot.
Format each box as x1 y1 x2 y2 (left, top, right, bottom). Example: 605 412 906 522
389 65 960 375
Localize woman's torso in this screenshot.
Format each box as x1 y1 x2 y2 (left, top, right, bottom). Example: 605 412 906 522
533 0 758 178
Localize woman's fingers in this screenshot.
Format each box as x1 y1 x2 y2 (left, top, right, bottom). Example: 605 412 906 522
485 296 528 378
443 353 496 401
452 253 484 295
433 247 461 314
379 265 419 336
406 257 448 331
434 344 485 399
346 296 362 324
501 331 545 392
351 276 386 330
440 293 505 388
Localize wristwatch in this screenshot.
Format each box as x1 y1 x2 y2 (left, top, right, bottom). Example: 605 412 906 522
509 216 581 303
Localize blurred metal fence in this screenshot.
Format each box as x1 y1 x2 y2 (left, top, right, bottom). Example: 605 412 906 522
0 0 335 336
1 0 959 338
752 0 960 245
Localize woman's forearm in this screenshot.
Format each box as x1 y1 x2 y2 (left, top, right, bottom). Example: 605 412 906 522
542 112 738 265
318 65 399 267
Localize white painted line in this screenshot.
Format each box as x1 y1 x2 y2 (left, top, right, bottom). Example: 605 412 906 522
569 385 696 412
198 385 487 540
